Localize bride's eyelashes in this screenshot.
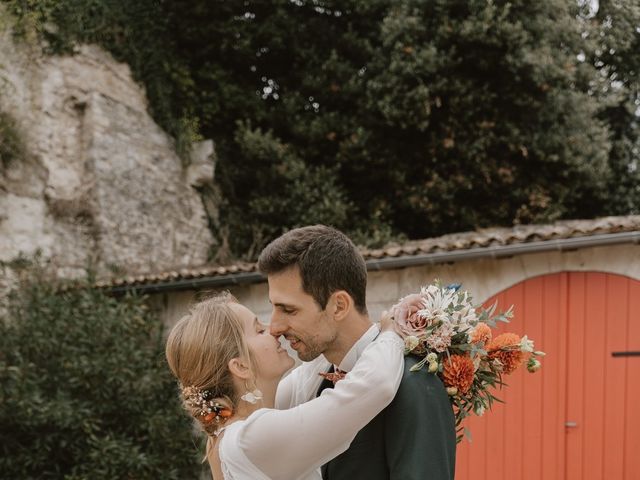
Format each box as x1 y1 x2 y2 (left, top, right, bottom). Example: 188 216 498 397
254 318 268 334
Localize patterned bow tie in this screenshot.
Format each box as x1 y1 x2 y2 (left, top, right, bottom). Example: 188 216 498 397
319 368 346 384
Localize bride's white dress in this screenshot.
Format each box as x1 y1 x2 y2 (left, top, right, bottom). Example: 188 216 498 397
216 331 404 480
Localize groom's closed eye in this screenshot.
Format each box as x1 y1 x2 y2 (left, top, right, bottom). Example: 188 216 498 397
274 303 296 315
280 307 297 315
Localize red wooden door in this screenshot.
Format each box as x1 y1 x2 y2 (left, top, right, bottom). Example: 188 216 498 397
455 272 640 480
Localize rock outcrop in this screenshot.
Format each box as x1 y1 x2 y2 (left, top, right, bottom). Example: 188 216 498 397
0 10 214 283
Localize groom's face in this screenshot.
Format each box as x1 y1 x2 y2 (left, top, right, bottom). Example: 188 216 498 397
267 267 337 361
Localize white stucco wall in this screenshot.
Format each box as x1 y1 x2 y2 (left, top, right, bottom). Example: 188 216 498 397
156 243 640 329
365 243 640 322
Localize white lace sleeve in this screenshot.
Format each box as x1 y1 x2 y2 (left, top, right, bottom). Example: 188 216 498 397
238 331 404 480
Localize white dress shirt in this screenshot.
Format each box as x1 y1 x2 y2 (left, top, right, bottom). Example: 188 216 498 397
275 324 381 408
218 331 404 480
337 324 379 372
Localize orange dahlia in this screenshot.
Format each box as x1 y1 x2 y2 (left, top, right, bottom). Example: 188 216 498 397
487 332 524 374
471 322 492 344
441 354 475 395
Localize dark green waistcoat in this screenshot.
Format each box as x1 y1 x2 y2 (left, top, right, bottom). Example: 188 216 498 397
319 355 456 480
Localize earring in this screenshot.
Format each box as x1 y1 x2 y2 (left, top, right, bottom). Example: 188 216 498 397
241 387 263 404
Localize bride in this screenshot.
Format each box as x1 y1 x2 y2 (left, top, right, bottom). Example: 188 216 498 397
165 292 403 480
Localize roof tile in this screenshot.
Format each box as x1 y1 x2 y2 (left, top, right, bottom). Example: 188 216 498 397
100 215 640 289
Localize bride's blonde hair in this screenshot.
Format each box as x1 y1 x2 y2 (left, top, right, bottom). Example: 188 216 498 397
165 292 254 437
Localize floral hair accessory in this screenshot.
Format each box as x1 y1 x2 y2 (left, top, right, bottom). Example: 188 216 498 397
181 384 233 426
390 280 545 442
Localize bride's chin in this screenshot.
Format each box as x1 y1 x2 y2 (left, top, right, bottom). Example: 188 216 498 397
281 358 295 373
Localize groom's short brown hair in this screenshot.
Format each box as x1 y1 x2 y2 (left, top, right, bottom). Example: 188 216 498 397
258 225 368 314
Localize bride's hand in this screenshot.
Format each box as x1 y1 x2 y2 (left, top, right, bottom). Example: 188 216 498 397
379 310 398 334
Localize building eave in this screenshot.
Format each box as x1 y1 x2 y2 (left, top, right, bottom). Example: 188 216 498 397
107 230 640 295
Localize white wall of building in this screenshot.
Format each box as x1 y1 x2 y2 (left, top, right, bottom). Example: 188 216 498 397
156 243 640 330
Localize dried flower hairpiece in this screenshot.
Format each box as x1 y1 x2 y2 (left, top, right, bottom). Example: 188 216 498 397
181 384 233 427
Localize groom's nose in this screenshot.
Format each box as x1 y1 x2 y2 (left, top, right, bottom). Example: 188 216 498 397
269 311 287 337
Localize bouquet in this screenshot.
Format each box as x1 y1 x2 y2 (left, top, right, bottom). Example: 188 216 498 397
390 281 545 442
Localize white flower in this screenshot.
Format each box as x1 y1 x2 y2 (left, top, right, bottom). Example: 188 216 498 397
418 284 458 323
404 336 420 353
428 361 439 373
452 292 477 322
520 335 535 352
475 404 486 416
426 352 438 362
451 303 477 329
446 386 458 396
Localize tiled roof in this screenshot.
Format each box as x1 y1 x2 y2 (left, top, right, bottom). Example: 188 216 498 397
360 214 640 259
96 261 258 289
99 215 640 290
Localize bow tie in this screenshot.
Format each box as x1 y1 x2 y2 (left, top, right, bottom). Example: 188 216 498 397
319 367 346 384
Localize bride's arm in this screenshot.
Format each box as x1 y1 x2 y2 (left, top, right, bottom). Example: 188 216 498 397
239 330 404 480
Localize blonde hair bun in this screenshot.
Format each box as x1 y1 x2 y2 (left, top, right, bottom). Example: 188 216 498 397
181 385 234 435
165 292 254 438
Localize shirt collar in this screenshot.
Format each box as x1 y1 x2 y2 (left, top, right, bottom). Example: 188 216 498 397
337 324 380 373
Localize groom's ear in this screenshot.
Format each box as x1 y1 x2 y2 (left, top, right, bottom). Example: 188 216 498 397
331 290 352 322
228 357 252 380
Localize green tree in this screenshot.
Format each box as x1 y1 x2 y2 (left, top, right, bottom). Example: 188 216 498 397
216 121 351 259
3 0 638 258
163 0 626 246
0 266 202 479
586 0 640 214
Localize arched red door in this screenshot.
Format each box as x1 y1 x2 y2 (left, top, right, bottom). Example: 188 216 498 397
455 272 640 480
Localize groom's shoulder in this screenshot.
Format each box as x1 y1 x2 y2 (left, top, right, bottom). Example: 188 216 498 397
383 354 451 421
397 355 448 396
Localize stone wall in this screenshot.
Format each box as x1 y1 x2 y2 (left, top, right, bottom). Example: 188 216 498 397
0 11 213 285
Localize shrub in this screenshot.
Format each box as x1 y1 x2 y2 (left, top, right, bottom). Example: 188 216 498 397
0 111 25 170
0 268 204 479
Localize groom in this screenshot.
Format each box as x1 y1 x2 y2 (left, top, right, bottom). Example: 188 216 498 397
258 225 456 480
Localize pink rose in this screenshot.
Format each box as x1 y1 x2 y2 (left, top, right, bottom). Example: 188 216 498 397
391 293 428 338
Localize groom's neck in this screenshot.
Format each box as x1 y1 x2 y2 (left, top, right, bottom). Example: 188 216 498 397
323 313 372 366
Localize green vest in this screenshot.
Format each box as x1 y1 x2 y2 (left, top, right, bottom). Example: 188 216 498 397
320 355 456 480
